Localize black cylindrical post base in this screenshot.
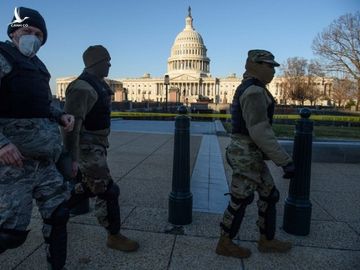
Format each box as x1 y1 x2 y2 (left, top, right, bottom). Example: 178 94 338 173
283 198 312 236
168 192 192 225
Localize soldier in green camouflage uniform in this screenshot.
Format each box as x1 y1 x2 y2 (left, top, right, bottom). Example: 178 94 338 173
216 50 295 259
63 45 139 252
0 7 74 270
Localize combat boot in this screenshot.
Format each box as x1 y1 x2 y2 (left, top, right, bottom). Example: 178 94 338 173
107 233 139 252
257 234 292 253
215 235 251 258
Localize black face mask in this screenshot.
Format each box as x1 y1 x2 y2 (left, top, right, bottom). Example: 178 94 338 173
86 59 111 78
257 63 275 84
245 61 275 84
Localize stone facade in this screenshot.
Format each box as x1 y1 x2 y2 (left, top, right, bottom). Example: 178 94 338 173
56 76 123 101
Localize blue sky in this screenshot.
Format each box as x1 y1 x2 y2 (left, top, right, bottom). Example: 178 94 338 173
1 0 359 92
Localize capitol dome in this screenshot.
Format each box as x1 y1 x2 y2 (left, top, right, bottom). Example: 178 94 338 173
167 7 210 77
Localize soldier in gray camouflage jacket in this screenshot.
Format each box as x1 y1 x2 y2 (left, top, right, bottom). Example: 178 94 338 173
216 50 295 259
0 7 74 270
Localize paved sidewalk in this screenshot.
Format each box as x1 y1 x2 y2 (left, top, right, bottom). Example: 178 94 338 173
1 127 360 269
191 135 228 213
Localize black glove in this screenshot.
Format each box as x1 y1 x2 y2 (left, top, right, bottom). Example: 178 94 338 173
282 162 295 179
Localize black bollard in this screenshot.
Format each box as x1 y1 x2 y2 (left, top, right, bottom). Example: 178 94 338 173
168 105 192 225
283 108 313 235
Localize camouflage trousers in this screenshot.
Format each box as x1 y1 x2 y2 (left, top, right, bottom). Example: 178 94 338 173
221 134 276 236
75 143 119 231
0 159 69 238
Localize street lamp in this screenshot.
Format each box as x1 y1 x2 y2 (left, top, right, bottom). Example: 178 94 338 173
164 74 170 112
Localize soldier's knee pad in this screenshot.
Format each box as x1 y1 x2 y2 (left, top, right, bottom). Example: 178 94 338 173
44 203 70 226
259 187 279 240
98 182 120 201
0 228 29 253
231 193 255 206
260 187 280 204
221 194 254 239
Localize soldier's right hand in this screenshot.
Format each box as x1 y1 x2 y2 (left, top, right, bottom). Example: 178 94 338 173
0 143 24 167
282 162 295 179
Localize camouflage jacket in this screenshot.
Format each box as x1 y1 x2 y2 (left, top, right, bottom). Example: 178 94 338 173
239 75 292 167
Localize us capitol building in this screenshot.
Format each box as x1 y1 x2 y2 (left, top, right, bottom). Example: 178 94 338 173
56 7 333 108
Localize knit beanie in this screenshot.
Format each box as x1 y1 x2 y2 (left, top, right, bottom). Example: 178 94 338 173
83 45 110 68
7 7 47 45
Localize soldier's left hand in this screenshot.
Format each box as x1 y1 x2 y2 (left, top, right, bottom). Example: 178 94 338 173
60 114 75 132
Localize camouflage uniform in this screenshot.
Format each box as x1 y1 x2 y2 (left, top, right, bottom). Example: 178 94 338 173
63 45 139 253
63 73 121 234
77 143 114 229
0 119 68 232
219 50 292 242
223 134 277 236
0 38 70 269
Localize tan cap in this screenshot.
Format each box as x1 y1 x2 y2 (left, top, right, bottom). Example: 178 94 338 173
83 45 110 68
247 49 280 67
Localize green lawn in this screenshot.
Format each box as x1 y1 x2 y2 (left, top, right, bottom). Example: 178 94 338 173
223 122 360 140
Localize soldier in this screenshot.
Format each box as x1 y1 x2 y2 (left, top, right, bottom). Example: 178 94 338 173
63 45 139 252
216 50 295 258
0 7 74 270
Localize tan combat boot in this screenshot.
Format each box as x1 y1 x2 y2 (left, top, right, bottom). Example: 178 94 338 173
107 233 139 252
257 234 292 253
215 235 251 258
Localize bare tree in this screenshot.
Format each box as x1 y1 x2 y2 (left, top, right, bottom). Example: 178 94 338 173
307 60 325 105
280 82 292 105
307 78 323 106
281 58 327 105
282 57 305 104
332 77 356 107
312 12 360 110
308 60 325 77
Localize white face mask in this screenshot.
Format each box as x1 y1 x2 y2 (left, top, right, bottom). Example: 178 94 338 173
18 35 41 57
